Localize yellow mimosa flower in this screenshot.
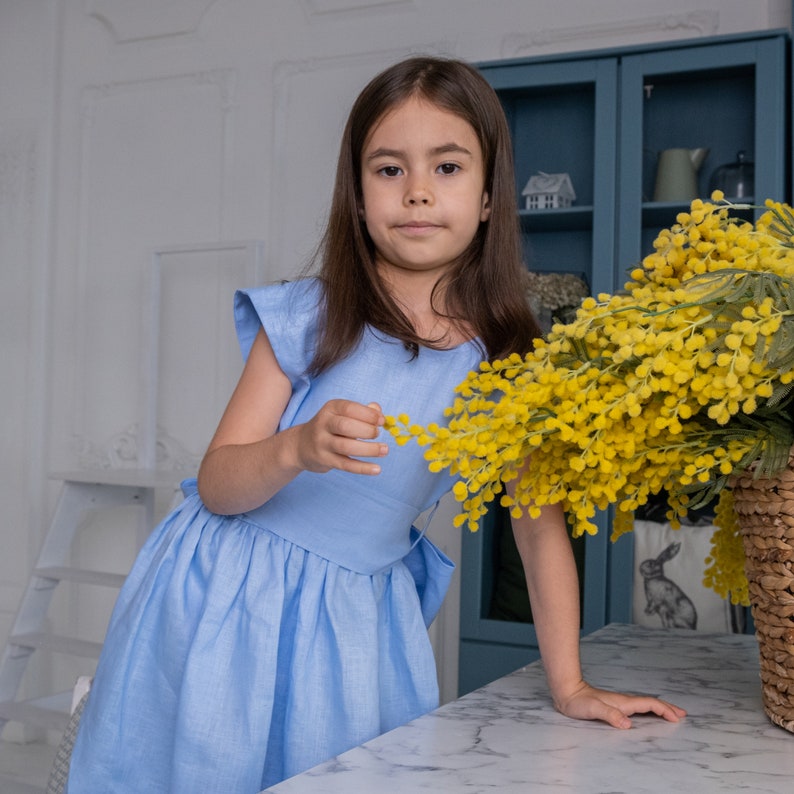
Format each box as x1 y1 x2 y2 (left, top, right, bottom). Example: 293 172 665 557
386 196 794 606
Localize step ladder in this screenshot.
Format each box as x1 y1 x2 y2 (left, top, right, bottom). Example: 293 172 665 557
0 469 184 745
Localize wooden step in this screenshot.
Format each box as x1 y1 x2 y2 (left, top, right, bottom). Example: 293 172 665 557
0 773 47 794
32 566 125 589
8 633 102 660
0 692 70 732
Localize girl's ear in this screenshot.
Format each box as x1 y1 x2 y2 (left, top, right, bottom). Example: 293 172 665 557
480 191 491 222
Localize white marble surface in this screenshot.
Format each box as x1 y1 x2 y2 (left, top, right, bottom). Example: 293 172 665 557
263 623 794 793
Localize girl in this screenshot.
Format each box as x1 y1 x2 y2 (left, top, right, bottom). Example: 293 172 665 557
66 56 684 793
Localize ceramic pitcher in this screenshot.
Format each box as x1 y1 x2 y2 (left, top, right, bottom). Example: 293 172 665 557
653 147 709 202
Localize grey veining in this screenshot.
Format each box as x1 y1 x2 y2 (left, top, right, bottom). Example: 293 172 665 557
262 624 794 793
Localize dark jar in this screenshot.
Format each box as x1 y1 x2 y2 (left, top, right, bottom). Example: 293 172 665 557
708 151 754 199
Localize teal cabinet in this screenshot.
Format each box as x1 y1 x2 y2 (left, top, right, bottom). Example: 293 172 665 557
460 31 789 697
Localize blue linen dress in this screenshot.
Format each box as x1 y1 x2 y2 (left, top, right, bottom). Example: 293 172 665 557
65 278 483 793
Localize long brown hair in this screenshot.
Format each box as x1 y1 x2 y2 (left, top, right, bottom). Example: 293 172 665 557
309 55 540 374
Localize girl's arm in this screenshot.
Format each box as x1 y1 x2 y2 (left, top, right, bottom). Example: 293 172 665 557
509 490 686 729
197 328 388 515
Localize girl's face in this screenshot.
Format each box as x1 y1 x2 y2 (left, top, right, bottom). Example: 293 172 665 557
360 96 491 283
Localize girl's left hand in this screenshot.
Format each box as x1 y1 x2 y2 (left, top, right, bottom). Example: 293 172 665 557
554 681 686 729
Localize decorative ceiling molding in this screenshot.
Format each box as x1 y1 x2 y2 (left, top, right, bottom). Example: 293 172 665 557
502 10 720 57
85 0 220 43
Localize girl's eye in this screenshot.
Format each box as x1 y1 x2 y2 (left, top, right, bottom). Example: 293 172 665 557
437 162 460 175
378 165 402 177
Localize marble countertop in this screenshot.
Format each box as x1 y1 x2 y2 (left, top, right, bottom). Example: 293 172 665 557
263 623 794 793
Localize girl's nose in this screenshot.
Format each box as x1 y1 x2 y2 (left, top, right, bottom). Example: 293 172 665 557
405 179 432 206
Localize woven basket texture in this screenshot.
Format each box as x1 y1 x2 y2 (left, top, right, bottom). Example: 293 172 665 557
732 462 794 733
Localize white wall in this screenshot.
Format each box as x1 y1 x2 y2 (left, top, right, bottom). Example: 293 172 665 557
1 0 790 715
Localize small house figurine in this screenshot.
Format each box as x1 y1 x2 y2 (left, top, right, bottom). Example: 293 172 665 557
522 171 576 210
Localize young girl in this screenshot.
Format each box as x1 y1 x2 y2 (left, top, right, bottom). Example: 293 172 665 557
66 56 684 793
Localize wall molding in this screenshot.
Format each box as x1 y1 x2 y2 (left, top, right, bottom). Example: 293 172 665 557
302 0 415 17
502 10 720 57
79 68 236 118
73 424 201 472
85 0 220 43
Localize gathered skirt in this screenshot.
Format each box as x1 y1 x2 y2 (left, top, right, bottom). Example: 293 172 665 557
65 492 443 792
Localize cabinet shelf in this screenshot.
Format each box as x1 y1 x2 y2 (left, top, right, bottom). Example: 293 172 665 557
641 200 757 230
519 206 594 231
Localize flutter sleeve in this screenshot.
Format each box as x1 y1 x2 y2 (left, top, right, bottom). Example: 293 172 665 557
232 278 322 386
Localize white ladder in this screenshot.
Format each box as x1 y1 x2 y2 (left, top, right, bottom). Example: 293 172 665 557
0 469 183 741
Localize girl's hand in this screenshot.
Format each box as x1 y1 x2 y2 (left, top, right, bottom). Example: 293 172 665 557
199 328 390 514
554 680 686 729
295 400 388 475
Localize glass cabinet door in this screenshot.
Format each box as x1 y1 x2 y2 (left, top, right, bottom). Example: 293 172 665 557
609 33 789 622
618 35 788 276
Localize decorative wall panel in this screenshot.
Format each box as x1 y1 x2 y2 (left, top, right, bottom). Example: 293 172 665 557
71 69 235 463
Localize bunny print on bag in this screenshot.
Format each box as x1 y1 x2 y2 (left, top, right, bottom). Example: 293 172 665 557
639 542 697 629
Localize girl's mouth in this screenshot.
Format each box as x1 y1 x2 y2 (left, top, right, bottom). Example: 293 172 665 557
397 221 441 235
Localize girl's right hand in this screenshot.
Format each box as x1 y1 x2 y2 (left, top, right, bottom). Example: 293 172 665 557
199 331 388 514
295 400 388 476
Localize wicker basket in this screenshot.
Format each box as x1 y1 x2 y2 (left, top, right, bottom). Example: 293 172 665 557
731 459 794 733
